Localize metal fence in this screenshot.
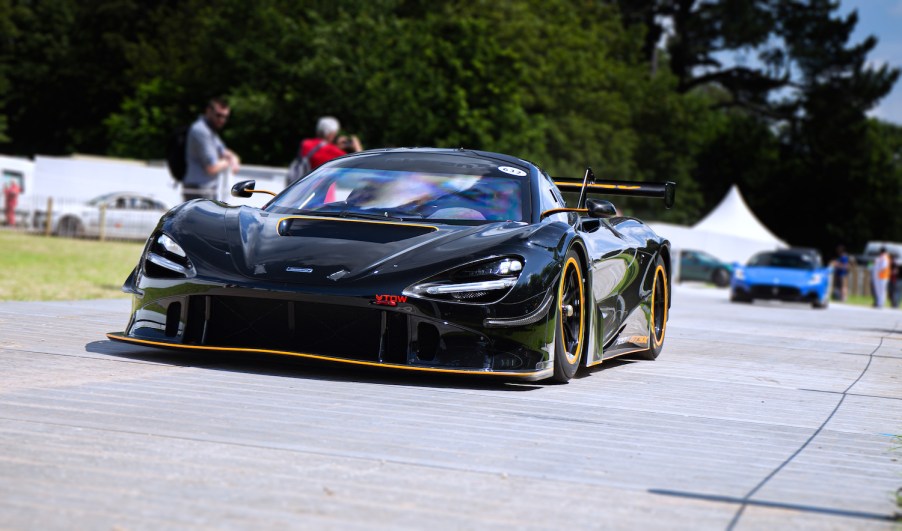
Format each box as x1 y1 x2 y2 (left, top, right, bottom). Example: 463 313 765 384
4 194 169 242
847 262 871 298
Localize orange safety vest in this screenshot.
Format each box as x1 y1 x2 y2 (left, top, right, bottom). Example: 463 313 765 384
877 255 891 280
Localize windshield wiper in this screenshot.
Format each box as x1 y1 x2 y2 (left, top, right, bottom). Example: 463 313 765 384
292 208 405 221
292 209 346 217
337 210 405 221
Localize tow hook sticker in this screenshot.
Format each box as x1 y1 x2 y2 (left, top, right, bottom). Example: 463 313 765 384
373 294 408 306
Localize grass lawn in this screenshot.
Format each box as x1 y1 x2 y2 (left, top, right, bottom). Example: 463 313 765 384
0 230 145 301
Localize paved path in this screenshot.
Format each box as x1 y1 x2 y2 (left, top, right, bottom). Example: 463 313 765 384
0 285 900 530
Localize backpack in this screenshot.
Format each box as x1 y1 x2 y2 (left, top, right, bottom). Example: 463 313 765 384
286 140 327 186
166 125 189 182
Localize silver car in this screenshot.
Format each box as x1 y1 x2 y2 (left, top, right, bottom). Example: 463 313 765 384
33 192 169 240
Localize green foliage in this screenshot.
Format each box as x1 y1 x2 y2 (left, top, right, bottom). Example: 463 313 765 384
0 0 899 245
97 0 711 221
617 0 901 253
768 0 901 253
0 0 14 142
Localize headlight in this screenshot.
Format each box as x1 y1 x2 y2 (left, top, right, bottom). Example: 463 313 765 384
808 273 823 285
157 234 186 257
405 257 523 303
143 232 194 278
734 269 745 281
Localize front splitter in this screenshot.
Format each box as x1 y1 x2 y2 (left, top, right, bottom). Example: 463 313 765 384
106 332 554 381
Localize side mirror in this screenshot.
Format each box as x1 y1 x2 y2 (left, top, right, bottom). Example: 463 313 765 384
586 198 617 218
231 180 256 198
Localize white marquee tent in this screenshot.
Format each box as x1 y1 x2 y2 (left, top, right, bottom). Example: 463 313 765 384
650 185 787 265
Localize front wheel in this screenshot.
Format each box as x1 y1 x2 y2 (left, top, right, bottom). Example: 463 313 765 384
551 250 585 383
57 216 83 238
730 291 752 304
636 257 669 360
712 268 731 287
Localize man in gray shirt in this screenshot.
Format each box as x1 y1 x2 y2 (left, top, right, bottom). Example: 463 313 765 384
183 97 241 201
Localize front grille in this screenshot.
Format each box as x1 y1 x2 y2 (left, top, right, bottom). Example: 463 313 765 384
749 285 802 299
168 294 541 371
183 295 392 362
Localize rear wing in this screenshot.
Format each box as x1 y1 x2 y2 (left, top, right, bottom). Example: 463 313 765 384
554 168 675 209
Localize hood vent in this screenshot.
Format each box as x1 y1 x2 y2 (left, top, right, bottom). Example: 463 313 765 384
277 217 437 244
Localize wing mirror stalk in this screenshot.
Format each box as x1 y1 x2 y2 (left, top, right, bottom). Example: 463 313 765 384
231 180 277 198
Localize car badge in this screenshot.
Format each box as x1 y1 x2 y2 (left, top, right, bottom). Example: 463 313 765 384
328 269 349 281
286 267 313 273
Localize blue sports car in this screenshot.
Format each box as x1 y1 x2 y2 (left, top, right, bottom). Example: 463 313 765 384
730 248 832 309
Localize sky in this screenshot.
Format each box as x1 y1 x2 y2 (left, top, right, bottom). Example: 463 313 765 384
841 0 902 125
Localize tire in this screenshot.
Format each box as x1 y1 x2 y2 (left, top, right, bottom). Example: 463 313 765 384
712 268 731 288
730 290 752 303
57 216 83 238
812 298 829 309
551 250 585 383
636 257 669 360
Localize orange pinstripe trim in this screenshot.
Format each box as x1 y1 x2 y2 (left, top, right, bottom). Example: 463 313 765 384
106 333 551 379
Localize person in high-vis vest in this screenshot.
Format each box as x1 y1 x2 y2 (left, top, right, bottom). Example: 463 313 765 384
872 247 891 308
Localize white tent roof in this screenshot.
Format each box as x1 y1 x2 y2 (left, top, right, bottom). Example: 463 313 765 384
693 185 786 245
649 185 787 265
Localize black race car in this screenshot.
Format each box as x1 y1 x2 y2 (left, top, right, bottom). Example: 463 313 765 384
108 148 675 383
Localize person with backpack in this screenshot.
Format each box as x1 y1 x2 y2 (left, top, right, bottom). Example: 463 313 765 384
180 97 240 201
287 116 361 186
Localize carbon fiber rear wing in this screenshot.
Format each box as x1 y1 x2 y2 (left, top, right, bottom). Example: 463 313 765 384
554 168 675 209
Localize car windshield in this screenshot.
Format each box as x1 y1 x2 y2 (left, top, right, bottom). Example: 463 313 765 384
685 250 720 263
266 153 528 223
87 193 118 206
748 252 817 270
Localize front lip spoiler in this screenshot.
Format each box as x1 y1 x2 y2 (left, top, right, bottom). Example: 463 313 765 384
105 332 554 382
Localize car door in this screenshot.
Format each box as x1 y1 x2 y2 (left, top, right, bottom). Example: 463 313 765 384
680 250 707 281
590 217 644 350
128 196 166 240
102 194 131 239
105 194 160 239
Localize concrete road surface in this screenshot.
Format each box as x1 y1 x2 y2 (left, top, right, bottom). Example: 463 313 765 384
0 284 900 530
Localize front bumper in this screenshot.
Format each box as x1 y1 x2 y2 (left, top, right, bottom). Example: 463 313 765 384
731 282 825 303
109 289 556 381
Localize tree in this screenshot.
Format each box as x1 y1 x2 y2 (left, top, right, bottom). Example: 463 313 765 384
617 0 900 253
0 0 14 142
762 0 901 253
617 0 791 117
2 0 160 155
101 0 711 225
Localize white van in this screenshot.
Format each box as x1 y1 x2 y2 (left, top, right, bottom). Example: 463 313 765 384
863 241 902 260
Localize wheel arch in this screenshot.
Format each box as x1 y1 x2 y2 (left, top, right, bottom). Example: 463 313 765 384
559 236 600 370
56 214 83 236
659 243 672 308
567 237 589 272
